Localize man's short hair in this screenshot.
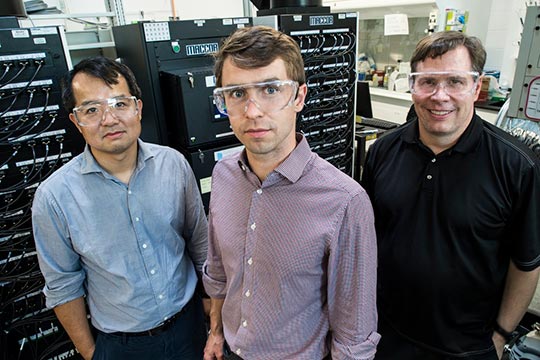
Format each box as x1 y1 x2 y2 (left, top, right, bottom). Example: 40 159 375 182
61 56 142 113
410 31 486 74
213 25 305 87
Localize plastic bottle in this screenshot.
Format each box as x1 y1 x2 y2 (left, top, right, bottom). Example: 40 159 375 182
371 73 379 87
388 68 399 91
357 56 371 81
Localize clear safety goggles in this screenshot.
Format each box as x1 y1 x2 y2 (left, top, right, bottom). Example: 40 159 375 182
408 71 480 96
73 96 138 127
213 80 299 117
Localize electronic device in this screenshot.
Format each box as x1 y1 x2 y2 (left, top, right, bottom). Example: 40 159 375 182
356 81 374 118
113 18 252 146
359 118 399 130
356 82 399 130
497 5 540 157
0 25 83 360
255 12 358 175
508 5 540 122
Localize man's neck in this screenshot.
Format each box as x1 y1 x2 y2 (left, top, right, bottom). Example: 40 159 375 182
247 153 284 182
420 134 459 155
91 147 138 184
245 135 299 181
419 112 474 155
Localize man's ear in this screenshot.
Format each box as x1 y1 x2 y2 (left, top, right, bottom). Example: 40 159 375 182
472 74 483 102
294 83 308 112
136 98 143 121
69 113 83 134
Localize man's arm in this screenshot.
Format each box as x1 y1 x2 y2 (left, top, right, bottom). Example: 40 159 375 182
181 156 209 273
204 298 225 360
327 192 380 360
54 297 95 360
492 261 540 358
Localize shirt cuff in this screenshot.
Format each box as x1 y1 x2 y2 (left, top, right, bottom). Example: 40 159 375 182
202 262 227 298
44 284 86 309
331 331 381 360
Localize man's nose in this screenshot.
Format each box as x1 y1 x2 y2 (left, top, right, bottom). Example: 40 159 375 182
430 82 451 99
101 107 119 124
243 98 264 117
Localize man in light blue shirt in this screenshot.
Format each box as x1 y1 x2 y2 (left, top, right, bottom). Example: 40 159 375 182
31 57 208 360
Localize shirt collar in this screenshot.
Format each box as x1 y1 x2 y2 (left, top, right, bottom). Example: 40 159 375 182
237 133 313 183
80 139 154 175
402 111 482 154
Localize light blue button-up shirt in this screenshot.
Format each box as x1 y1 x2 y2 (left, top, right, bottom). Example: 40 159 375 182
32 140 208 333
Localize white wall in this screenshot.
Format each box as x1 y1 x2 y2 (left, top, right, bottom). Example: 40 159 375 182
484 0 529 89
434 0 529 89
122 0 245 21
434 0 492 44
43 0 246 21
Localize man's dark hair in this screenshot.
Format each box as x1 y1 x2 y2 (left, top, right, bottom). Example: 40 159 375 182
61 56 142 113
213 25 305 87
410 31 486 73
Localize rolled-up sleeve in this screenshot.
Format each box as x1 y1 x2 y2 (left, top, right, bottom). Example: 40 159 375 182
328 190 380 360
202 211 227 298
32 188 86 309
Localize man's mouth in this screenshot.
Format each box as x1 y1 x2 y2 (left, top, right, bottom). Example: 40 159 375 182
429 110 453 116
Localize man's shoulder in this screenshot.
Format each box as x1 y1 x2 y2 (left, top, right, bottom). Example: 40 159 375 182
310 154 366 196
34 153 84 199
40 154 83 187
144 141 183 159
481 120 540 167
142 142 188 168
367 122 410 154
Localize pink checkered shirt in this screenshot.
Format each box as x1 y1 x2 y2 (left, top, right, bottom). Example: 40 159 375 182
203 135 380 359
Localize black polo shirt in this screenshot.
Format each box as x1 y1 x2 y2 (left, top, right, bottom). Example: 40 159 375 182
362 113 540 356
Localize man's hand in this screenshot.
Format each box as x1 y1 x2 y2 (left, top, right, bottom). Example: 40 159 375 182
492 332 506 360
204 331 225 360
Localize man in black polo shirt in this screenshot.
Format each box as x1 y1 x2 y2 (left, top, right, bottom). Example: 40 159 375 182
362 31 540 360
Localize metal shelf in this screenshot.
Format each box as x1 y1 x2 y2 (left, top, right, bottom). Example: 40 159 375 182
68 41 115 50
28 12 116 20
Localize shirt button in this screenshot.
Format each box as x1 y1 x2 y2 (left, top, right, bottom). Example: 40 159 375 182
128 190 132 194
150 269 156 275
250 223 256 230
431 158 436 163
236 349 241 356
158 294 164 300
245 290 251 297
142 244 147 249
427 175 433 180
135 217 140 222
247 258 253 265
242 320 248 327
256 189 262 194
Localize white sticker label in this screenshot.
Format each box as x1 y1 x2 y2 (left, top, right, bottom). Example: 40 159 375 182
200 177 212 194
233 18 250 24
205 75 216 88
214 145 244 161
12 29 29 38
31 28 57 35
33 37 47 45
143 22 170 42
